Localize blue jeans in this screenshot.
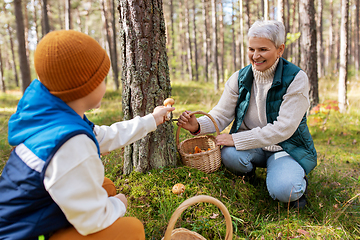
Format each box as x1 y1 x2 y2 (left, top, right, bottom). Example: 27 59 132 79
221 146 307 202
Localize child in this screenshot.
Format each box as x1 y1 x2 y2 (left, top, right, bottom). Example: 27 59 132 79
0 30 174 240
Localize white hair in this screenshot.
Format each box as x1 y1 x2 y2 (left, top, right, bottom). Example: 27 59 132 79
248 20 286 48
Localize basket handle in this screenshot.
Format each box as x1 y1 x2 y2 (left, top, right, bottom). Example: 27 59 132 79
175 111 220 151
163 195 233 240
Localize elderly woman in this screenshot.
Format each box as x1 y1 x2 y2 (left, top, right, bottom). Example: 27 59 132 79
177 20 317 208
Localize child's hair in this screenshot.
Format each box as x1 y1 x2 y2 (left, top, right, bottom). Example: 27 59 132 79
34 30 110 102
247 20 286 48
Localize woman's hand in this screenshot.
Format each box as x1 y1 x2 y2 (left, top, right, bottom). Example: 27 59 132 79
114 193 128 209
177 111 200 133
216 133 235 146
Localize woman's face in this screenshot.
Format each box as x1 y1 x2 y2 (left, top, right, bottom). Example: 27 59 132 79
248 37 284 72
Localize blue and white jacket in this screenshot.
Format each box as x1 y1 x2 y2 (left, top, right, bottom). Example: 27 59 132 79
0 80 100 240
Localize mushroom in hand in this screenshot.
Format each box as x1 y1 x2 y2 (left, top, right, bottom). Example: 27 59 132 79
163 98 175 121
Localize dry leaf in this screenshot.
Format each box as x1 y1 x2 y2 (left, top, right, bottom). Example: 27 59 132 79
297 229 310 237
209 213 219 219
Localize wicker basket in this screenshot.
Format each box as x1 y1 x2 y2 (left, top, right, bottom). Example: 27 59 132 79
176 111 221 174
162 195 233 240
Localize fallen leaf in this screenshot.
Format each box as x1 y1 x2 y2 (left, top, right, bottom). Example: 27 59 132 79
209 213 219 219
297 229 310 237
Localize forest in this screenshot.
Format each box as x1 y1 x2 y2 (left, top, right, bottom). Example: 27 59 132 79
0 0 360 239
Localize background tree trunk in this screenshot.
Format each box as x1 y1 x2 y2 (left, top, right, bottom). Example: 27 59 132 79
238 0 245 68
4 5 19 87
0 46 5 93
192 1 199 81
65 0 72 30
316 0 324 78
14 0 31 93
231 0 237 72
119 0 177 174
218 1 224 83
338 0 349 113
202 0 209 82
42 0 50 35
299 0 319 109
211 0 219 91
184 0 193 80
355 0 359 76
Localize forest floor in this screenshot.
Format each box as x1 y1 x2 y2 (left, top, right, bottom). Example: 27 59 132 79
0 76 359 239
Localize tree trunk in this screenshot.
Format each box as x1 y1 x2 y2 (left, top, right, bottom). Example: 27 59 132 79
184 0 193 80
299 0 318 109
179 0 186 79
211 0 219 91
263 0 268 20
31 0 40 44
170 0 176 76
42 0 50 35
14 0 31 93
238 0 245 68
65 0 72 30
231 0 237 71
110 0 120 90
338 0 349 113
192 1 199 81
355 0 359 76
316 0 324 78
327 0 334 73
218 1 224 83
202 0 209 82
4 5 19 87
101 0 119 90
0 46 5 93
119 0 177 174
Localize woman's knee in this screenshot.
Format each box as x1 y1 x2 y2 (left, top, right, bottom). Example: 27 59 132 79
267 177 306 202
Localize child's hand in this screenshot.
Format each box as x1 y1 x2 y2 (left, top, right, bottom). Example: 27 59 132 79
114 193 128 209
152 106 175 126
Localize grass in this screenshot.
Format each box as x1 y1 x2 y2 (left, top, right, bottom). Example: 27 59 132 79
0 76 359 239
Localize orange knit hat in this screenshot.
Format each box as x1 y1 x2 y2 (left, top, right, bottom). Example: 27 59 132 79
34 30 110 102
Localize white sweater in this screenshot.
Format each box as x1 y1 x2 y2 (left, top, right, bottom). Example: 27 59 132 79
44 114 157 236
197 60 310 152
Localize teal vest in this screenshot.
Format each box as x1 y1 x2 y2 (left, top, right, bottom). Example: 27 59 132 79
230 58 317 174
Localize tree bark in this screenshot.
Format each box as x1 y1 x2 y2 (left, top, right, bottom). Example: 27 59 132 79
231 0 237 72
31 0 40 44
4 5 19 88
110 0 120 90
192 1 199 81
42 0 50 35
338 0 349 113
316 0 324 78
65 0 72 30
211 0 219 91
14 0 31 93
355 0 359 76
263 0 268 20
218 1 224 83
202 0 209 82
169 0 176 76
238 0 245 68
184 0 193 80
299 0 318 109
0 46 5 93
119 0 177 174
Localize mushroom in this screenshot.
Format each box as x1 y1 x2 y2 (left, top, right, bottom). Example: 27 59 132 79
163 98 175 121
172 183 185 195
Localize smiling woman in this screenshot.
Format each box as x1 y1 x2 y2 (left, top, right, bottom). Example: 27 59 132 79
177 19 317 209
